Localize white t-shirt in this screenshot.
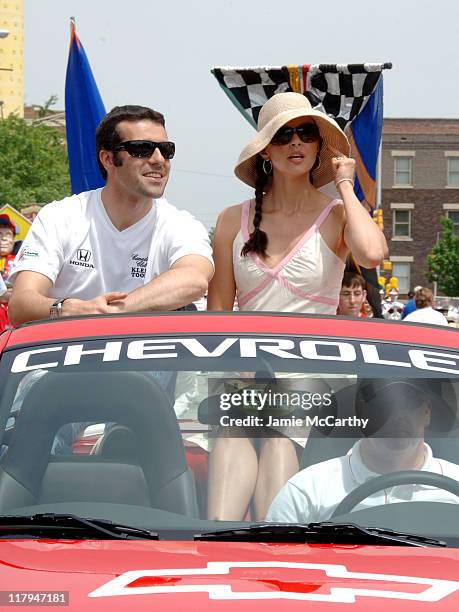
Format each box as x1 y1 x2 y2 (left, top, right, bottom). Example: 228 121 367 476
10 189 213 300
404 307 449 326
266 441 459 523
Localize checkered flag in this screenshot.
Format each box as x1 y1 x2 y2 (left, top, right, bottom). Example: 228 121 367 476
212 63 391 130
212 66 292 127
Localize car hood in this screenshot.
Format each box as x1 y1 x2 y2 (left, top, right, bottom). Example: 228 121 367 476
2 540 459 610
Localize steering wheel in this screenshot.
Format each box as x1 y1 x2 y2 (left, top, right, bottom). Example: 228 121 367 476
331 470 459 518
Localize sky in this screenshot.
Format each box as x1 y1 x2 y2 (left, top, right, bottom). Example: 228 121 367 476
24 0 459 228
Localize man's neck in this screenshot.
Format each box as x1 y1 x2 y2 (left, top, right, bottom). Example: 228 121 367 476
101 185 153 231
360 438 426 474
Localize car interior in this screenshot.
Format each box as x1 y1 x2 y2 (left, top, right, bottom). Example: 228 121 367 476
0 367 457 526
0 371 199 517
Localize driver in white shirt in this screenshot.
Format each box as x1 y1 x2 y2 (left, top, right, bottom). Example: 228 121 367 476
266 379 459 523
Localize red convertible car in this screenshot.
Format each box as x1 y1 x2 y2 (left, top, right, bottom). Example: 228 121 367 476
0 312 458 610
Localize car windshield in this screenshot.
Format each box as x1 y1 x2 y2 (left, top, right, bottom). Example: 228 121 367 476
0 332 458 541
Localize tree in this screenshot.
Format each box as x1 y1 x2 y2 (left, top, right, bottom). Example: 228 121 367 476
208 226 215 245
33 94 59 118
0 114 70 207
426 217 459 296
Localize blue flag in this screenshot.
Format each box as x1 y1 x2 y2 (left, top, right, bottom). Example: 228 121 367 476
349 78 384 210
65 19 106 194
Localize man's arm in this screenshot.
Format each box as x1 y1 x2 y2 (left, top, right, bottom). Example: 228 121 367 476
113 255 213 312
10 252 212 325
9 271 126 326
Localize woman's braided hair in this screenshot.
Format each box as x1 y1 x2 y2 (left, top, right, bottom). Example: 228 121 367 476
241 156 269 257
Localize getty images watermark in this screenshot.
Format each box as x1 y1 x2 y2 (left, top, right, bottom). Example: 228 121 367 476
203 378 369 436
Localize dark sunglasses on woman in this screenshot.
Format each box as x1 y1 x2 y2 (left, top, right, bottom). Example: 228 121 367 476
271 122 320 146
113 140 176 160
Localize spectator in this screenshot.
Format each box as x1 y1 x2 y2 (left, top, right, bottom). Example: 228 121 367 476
403 287 449 326
363 279 384 318
401 285 422 319
344 258 383 318
0 214 17 278
337 271 367 317
9 105 213 325
0 214 18 330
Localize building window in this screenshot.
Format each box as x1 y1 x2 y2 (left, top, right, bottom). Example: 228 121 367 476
447 210 459 236
391 262 410 294
447 158 459 187
394 157 412 186
393 210 411 238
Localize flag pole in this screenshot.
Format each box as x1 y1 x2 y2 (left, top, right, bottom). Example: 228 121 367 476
375 140 382 281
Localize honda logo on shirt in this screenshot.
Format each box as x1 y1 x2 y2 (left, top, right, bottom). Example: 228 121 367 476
77 249 92 262
70 249 95 269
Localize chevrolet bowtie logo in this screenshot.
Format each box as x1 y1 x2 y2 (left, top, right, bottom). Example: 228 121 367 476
89 561 459 603
77 249 91 262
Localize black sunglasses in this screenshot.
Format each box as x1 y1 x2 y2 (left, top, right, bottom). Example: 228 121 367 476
113 140 175 160
271 122 320 146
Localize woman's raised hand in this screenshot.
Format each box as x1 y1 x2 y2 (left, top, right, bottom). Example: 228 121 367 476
330 146 355 188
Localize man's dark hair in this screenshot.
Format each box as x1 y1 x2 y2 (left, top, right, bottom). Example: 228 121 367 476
95 105 165 180
341 270 366 291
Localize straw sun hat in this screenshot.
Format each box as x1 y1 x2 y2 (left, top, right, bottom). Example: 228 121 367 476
234 92 351 189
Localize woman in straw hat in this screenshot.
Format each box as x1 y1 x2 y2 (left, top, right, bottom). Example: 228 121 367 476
206 92 387 521
208 92 387 314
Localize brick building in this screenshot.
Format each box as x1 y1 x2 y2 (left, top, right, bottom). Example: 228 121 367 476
381 119 459 297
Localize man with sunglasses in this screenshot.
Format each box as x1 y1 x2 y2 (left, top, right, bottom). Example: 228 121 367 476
9 105 213 324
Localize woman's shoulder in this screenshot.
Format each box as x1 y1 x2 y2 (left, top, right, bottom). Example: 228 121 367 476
216 201 250 235
218 201 249 221
327 197 346 222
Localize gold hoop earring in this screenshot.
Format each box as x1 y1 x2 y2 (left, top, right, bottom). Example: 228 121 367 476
262 159 272 175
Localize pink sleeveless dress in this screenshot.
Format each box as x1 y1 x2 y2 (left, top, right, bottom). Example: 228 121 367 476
232 199 346 313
